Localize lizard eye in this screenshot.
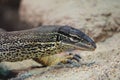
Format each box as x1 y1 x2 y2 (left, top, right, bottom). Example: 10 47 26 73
69 37 79 43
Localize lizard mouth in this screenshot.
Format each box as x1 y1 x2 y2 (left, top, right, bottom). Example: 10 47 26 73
74 42 97 51
63 42 96 51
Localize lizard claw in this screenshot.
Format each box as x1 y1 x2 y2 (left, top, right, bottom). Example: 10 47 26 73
68 53 81 62
66 59 81 67
73 55 80 62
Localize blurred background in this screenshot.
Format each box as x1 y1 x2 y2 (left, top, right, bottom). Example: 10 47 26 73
0 0 32 31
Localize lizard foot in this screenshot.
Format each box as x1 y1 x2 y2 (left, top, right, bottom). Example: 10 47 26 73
57 53 81 68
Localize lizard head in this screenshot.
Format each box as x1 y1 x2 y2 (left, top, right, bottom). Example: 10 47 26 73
57 26 96 51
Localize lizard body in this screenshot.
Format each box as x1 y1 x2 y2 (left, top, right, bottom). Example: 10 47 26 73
0 25 96 66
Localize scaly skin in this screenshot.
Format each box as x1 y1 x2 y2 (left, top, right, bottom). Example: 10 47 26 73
0 25 96 66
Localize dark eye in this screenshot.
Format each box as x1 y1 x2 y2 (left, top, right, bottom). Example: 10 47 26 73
69 37 79 43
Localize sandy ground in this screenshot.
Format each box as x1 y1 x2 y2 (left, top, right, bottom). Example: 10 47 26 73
0 0 120 80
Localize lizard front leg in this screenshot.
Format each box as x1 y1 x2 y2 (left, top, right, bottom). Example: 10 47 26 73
33 52 81 67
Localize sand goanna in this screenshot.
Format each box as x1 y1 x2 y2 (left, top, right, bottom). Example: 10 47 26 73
0 25 96 67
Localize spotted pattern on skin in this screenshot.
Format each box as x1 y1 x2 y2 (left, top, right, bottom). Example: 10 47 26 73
0 28 61 62
0 28 74 62
0 41 62 62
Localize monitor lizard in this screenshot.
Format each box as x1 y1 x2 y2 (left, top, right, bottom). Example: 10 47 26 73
0 25 96 67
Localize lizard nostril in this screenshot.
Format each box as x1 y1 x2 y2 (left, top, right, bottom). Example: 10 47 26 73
92 42 97 49
88 43 91 45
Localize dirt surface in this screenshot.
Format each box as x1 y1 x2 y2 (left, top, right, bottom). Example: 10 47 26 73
0 0 120 80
